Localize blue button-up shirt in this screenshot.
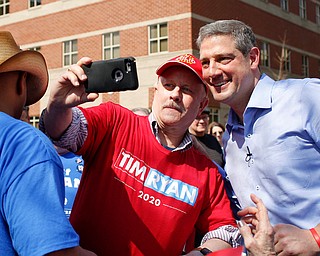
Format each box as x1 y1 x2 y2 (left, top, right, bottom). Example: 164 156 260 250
224 74 320 228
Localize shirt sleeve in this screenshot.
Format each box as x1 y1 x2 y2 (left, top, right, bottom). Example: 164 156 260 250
201 225 242 247
300 78 320 149
39 107 88 152
195 162 239 246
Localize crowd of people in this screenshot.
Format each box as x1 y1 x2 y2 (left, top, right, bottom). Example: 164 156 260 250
0 18 319 256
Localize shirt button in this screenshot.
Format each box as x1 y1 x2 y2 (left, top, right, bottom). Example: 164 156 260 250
247 134 252 138
255 185 260 190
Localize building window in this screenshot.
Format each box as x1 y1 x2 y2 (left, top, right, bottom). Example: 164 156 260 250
260 42 270 67
302 55 309 77
28 46 41 51
63 40 78 67
280 0 289 11
283 48 291 73
211 108 220 123
29 0 41 8
0 0 10 15
30 116 40 129
316 4 320 25
299 0 307 19
103 32 120 60
149 23 168 54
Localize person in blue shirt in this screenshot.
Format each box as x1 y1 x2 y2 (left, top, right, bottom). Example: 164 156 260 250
56 146 84 218
0 31 95 256
197 20 320 255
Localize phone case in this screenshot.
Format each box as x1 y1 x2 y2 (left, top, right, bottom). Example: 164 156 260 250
82 57 139 93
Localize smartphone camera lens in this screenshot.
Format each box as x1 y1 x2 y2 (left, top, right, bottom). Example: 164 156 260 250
113 69 124 83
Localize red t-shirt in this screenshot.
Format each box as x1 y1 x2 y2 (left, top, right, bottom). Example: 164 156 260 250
70 102 236 256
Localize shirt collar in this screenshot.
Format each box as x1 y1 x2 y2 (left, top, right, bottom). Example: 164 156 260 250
247 73 274 109
226 74 274 132
148 113 193 152
226 109 243 133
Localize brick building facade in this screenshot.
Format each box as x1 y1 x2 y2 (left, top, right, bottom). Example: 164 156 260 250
0 0 319 126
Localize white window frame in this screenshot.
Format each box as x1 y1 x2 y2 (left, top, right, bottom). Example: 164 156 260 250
211 108 221 123
0 0 10 16
29 0 41 8
30 116 40 129
63 40 78 67
280 0 289 11
103 32 120 60
302 55 309 77
148 23 168 54
28 46 41 51
316 4 320 25
260 42 270 67
299 0 307 19
283 48 291 73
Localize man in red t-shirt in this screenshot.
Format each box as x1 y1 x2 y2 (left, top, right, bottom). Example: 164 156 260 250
41 54 240 256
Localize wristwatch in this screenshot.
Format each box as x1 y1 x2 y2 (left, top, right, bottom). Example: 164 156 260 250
194 247 212 255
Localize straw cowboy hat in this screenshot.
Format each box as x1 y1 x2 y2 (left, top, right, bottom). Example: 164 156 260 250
0 31 48 105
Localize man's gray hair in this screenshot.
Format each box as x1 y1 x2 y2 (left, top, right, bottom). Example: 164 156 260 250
196 20 257 56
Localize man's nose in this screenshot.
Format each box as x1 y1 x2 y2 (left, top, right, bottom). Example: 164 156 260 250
205 61 222 79
170 86 182 101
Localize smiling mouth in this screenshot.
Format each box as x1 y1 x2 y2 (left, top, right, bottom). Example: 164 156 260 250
212 80 230 87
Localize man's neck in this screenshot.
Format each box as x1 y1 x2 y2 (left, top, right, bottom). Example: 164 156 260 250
158 129 185 148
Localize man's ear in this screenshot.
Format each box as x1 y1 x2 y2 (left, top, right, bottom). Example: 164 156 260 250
16 72 27 96
249 47 260 68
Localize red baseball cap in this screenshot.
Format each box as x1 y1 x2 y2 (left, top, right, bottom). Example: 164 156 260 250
156 53 208 93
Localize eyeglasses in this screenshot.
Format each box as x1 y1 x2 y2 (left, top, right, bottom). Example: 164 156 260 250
213 131 223 135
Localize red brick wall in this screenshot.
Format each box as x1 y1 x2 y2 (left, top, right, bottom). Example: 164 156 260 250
191 0 319 77
309 58 319 76
148 87 155 109
121 27 148 57
41 43 62 69
102 92 120 104
2 0 319 78
169 18 193 51
79 36 102 62
2 0 319 116
9 0 27 12
29 101 41 116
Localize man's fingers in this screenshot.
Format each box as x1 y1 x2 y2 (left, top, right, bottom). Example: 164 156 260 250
238 206 258 217
85 92 99 102
65 57 93 85
76 56 92 66
238 220 255 246
240 215 255 224
250 194 271 225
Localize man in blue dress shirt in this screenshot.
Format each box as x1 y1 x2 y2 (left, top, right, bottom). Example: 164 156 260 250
197 19 320 255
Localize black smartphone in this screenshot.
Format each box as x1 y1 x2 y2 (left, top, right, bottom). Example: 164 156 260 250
82 57 139 93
